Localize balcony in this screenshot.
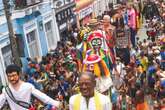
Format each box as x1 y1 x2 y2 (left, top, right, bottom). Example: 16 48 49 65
14 0 43 10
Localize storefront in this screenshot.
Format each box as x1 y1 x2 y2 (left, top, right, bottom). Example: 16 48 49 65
92 0 110 19
79 4 93 26
55 2 77 40
75 0 94 28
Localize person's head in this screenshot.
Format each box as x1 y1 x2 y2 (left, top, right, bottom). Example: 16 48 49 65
103 15 111 27
143 39 147 43
116 57 121 64
78 72 96 98
140 51 145 57
127 3 132 9
87 19 99 30
135 90 145 104
6 64 21 85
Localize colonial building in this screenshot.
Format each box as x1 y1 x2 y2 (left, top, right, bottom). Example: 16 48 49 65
74 0 94 28
74 0 115 28
53 0 77 40
0 0 60 84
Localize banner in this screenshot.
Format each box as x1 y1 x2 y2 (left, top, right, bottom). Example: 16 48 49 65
116 27 130 48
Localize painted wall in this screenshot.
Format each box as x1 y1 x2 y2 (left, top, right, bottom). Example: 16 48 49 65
36 15 49 56
15 11 50 72
0 1 60 74
0 0 4 16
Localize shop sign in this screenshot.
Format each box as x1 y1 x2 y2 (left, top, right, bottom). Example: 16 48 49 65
116 28 130 48
79 5 92 20
59 23 67 30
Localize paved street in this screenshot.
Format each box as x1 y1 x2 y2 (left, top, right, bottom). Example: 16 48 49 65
137 20 148 41
1 0 165 109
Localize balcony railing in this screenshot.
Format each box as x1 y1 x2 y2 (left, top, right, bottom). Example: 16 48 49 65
14 0 42 10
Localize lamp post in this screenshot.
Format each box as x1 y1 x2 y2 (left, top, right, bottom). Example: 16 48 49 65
2 0 21 67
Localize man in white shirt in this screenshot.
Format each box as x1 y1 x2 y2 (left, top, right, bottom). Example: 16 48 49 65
0 64 61 110
69 72 112 110
112 57 126 90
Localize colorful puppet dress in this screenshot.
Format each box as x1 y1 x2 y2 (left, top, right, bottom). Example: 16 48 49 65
83 54 113 93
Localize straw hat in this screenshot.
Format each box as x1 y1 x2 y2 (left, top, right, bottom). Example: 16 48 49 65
87 19 99 26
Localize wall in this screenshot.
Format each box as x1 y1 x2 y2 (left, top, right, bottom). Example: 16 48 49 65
0 1 60 76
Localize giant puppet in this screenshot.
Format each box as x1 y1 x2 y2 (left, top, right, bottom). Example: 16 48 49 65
86 30 114 71
82 30 113 94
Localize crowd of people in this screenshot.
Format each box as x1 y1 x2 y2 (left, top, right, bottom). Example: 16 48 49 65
0 0 165 110
24 41 79 109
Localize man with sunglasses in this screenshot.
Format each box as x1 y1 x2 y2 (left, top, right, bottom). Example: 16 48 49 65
0 64 61 110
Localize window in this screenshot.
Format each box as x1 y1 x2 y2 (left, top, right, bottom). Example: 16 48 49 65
65 11 67 18
26 30 40 58
67 9 70 15
27 31 36 43
45 20 55 50
58 14 61 21
1 45 12 67
61 12 65 19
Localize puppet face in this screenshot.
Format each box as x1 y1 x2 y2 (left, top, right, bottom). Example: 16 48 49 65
91 38 102 49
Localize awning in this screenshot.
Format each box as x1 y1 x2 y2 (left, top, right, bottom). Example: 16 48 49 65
75 0 94 12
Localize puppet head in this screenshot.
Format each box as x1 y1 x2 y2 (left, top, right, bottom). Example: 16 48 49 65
87 31 104 50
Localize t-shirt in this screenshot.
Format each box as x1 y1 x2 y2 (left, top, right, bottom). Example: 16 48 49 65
136 101 149 110
128 8 136 29
161 51 165 60
140 57 148 72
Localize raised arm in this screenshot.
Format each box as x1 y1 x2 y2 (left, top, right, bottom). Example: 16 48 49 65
31 85 60 108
